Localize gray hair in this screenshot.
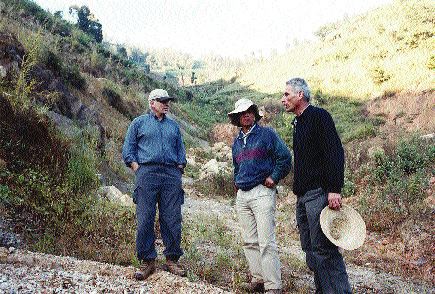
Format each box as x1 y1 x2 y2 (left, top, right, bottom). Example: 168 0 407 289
286 78 311 102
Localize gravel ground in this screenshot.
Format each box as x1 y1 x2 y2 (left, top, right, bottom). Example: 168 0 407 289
0 247 228 293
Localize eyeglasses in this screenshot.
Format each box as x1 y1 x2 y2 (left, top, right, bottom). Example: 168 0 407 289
155 99 170 105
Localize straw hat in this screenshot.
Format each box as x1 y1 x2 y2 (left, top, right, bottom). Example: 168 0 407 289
227 98 263 126
320 204 366 250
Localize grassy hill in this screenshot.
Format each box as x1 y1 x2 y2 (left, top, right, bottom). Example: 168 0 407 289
236 0 434 99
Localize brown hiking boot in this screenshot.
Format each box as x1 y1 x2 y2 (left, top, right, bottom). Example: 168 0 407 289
240 281 265 293
134 260 156 280
163 259 186 277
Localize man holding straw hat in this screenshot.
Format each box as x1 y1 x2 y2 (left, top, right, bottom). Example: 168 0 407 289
281 78 352 293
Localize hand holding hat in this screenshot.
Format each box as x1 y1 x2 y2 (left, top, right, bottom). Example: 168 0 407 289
320 204 366 250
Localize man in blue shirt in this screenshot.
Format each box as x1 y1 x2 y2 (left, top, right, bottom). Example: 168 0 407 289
122 89 187 280
229 98 292 294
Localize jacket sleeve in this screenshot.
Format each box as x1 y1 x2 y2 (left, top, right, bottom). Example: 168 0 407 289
122 120 138 167
270 129 292 183
176 126 187 166
232 143 239 185
318 110 344 193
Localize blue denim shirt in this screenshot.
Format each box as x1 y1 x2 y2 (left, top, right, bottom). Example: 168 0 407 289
122 112 187 167
232 124 292 191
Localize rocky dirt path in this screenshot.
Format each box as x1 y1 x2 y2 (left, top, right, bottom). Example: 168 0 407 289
0 247 228 293
183 190 434 294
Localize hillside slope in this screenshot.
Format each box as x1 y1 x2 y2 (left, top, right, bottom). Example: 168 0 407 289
237 0 434 100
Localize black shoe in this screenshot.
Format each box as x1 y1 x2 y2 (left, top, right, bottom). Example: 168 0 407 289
240 281 265 293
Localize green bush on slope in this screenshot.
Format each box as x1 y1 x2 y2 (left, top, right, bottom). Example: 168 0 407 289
358 136 434 231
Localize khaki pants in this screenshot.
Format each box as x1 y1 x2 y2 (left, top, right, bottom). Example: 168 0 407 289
236 184 281 290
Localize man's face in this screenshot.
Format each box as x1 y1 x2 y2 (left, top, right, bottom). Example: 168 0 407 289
281 85 300 113
239 109 256 128
150 99 170 116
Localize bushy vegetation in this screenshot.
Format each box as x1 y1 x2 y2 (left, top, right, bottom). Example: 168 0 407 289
0 93 136 263
356 136 434 231
193 172 235 200
182 214 247 288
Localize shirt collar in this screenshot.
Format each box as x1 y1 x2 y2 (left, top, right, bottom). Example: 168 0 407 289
238 123 258 139
292 105 312 127
148 110 166 121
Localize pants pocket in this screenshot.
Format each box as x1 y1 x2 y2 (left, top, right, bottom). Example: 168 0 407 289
132 185 140 204
180 188 185 205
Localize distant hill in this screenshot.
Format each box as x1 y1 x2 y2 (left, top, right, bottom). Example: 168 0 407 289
236 0 434 99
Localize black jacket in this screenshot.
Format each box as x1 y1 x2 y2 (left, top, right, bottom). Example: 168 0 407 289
292 105 344 196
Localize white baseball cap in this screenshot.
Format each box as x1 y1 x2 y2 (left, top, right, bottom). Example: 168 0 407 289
148 89 174 102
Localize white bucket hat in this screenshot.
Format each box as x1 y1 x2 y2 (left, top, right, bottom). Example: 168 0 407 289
320 204 366 250
227 98 263 126
148 89 174 102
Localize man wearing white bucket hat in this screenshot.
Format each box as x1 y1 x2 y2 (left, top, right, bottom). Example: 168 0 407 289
281 78 352 293
229 98 292 294
122 89 187 280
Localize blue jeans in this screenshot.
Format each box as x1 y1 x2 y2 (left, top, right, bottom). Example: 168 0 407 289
133 164 184 261
296 188 352 294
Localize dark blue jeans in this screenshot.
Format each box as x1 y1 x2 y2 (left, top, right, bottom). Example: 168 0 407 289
133 164 184 261
296 188 352 294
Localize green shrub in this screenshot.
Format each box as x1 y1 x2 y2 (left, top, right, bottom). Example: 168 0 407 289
345 123 376 142
427 55 435 70
13 35 39 111
44 50 62 73
89 49 106 75
193 171 235 199
359 135 434 231
342 169 356 197
181 214 248 289
371 66 391 85
69 28 92 53
61 64 86 90
66 138 99 194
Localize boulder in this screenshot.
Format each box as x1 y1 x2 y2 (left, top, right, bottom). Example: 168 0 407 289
98 186 134 207
0 32 24 81
199 159 230 179
420 133 434 140
0 230 21 248
211 142 232 162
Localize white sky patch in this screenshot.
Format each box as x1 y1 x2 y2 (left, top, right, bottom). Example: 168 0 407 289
34 0 392 58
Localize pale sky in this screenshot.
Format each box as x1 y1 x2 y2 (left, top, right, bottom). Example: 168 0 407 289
34 0 392 58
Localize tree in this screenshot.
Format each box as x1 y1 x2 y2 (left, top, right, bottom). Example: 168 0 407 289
69 5 103 43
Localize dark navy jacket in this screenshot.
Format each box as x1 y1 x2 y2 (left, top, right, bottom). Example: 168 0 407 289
232 124 292 191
